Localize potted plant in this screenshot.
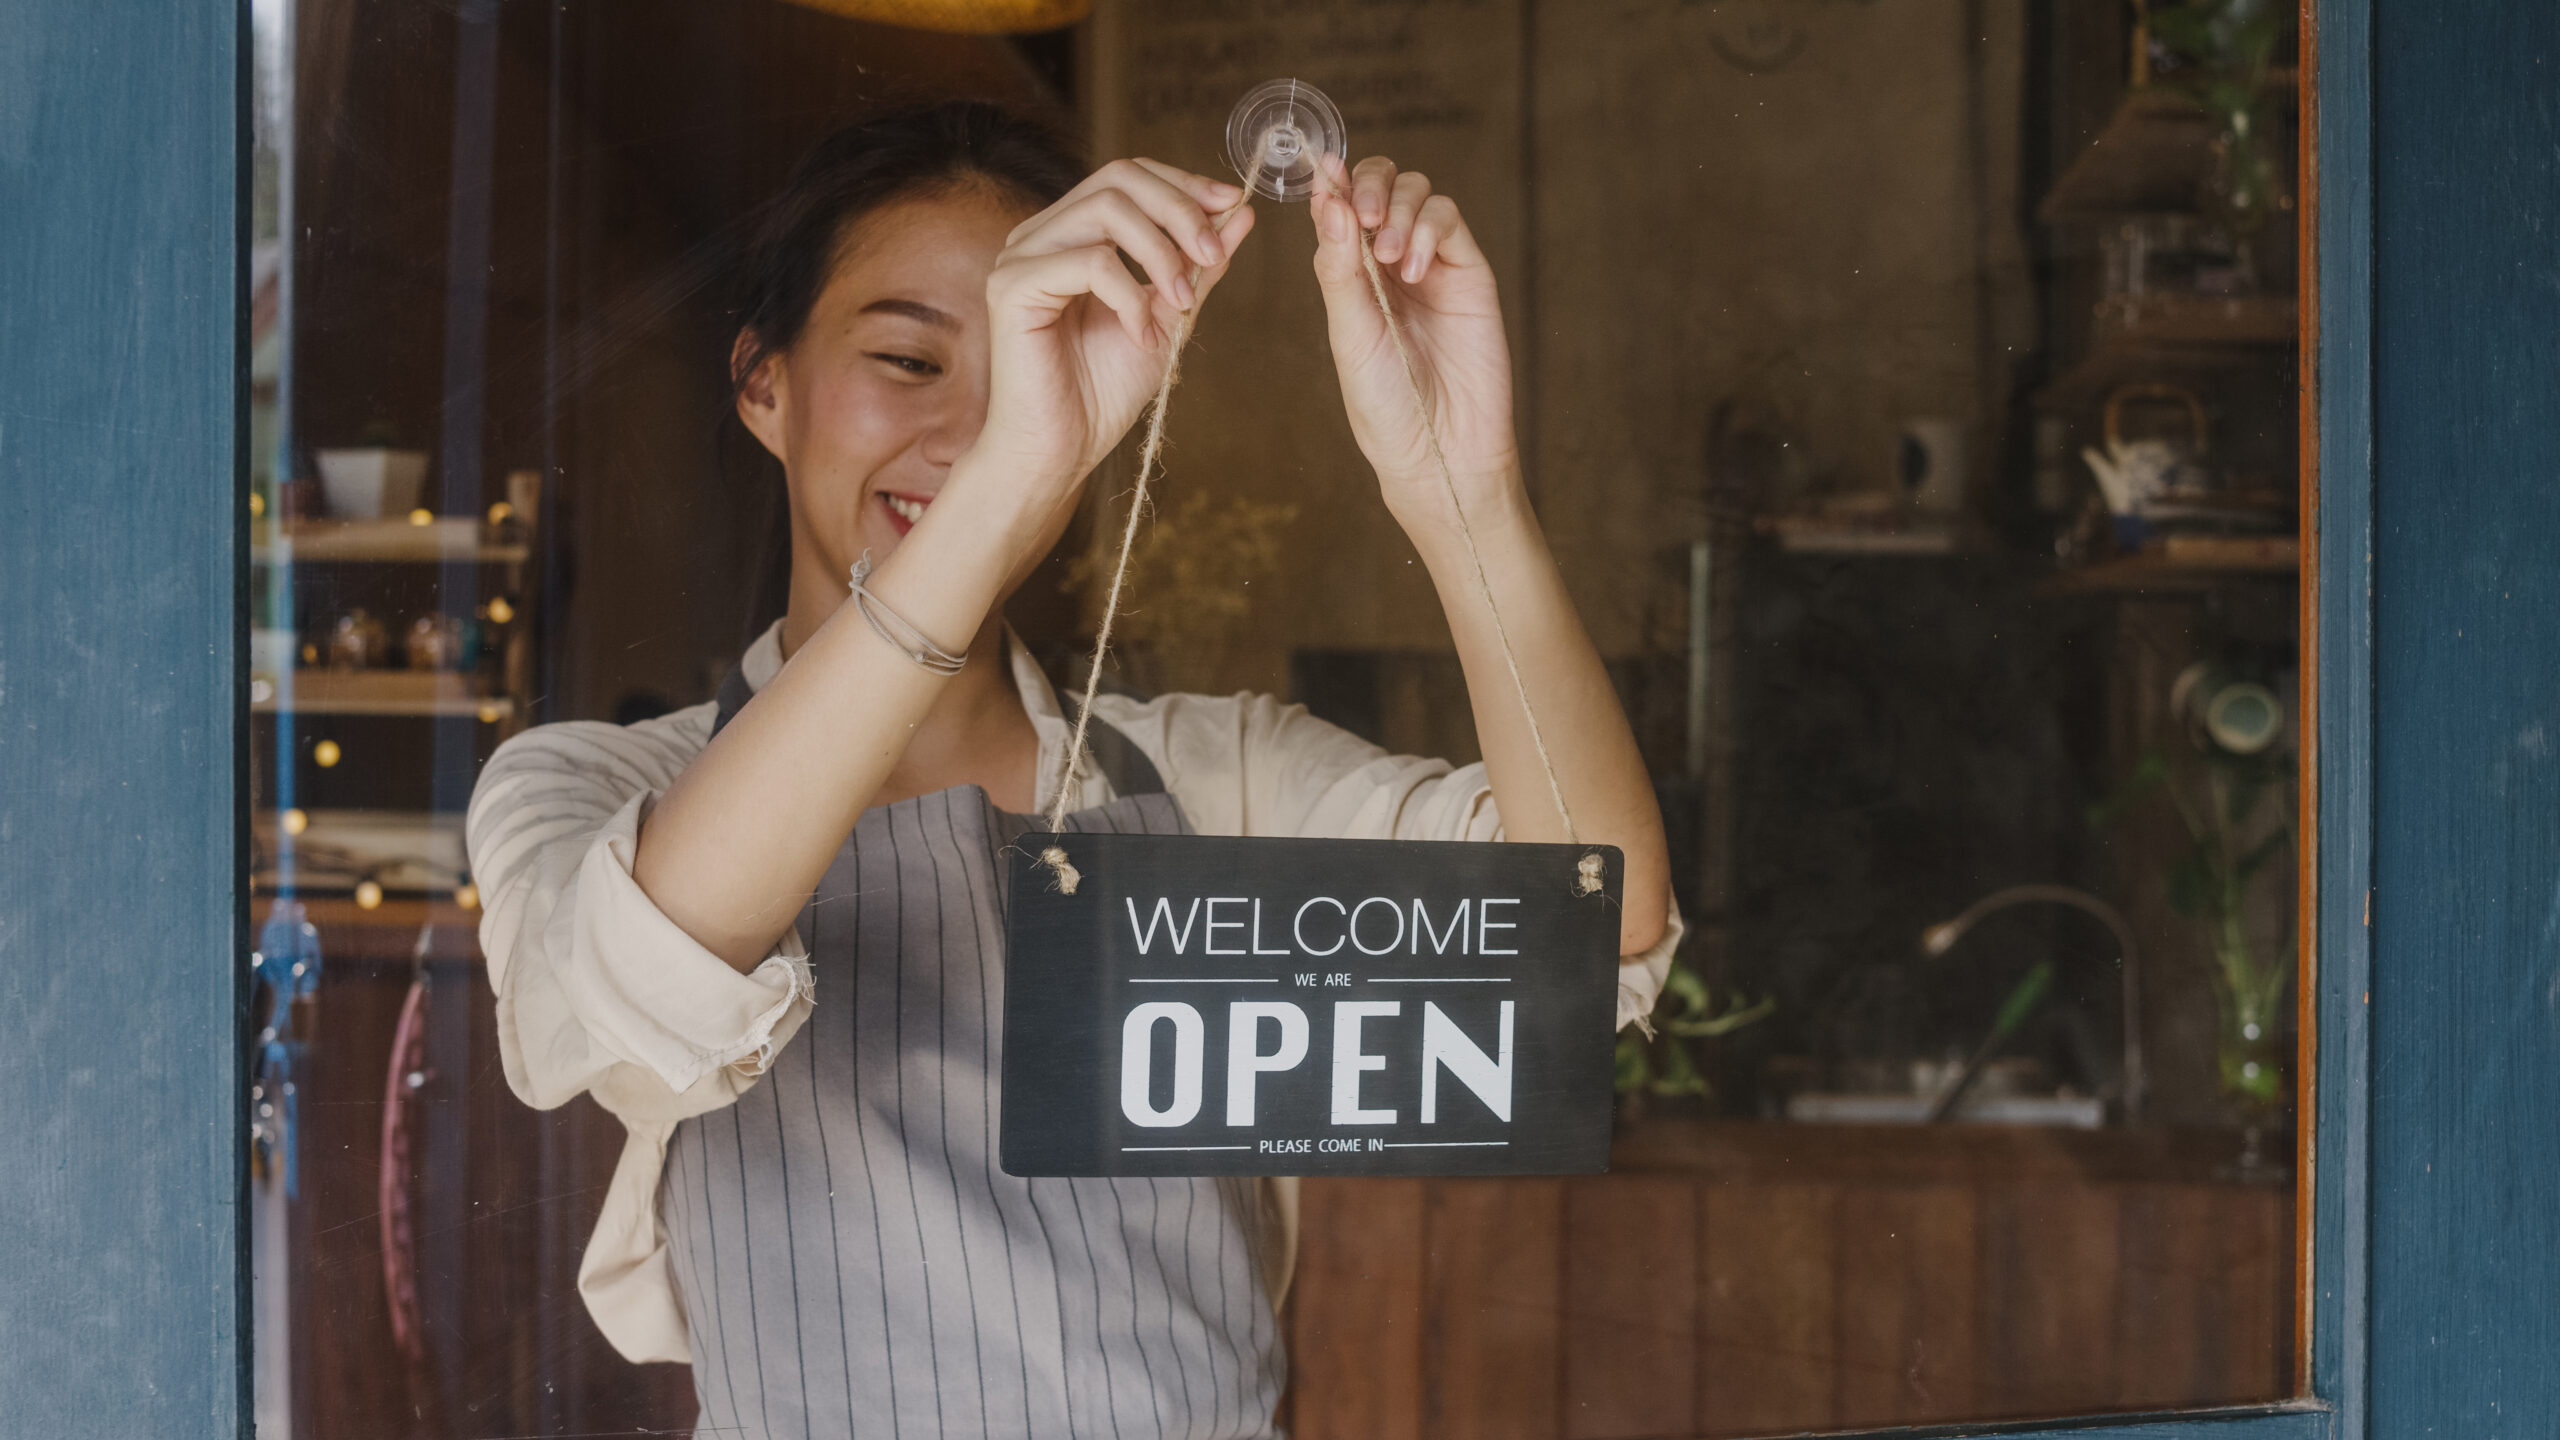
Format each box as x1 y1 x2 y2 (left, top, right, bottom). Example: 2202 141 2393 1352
2093 660 2295 1170
2144 0 2292 287
1614 956 1771 1124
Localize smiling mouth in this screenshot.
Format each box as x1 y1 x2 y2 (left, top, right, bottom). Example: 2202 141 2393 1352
881 491 930 533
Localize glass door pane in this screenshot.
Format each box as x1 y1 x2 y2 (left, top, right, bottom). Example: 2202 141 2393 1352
247 0 2308 1434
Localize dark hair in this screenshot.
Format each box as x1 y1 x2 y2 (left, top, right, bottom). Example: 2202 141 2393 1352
729 102 1084 645
731 101 1085 395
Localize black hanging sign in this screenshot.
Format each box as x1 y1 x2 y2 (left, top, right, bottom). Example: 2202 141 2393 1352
1000 834 1623 1177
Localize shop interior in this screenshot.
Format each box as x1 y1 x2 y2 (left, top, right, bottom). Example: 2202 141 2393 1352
246 0 2306 1434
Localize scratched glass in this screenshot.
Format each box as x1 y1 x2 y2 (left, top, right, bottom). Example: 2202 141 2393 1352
248 1 2308 1434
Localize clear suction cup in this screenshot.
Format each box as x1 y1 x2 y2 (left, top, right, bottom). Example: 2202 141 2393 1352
1226 78 1346 203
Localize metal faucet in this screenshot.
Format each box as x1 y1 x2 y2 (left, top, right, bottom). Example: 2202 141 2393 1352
1921 884 2145 1122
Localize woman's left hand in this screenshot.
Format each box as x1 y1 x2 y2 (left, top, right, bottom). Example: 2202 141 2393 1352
1309 155 1522 526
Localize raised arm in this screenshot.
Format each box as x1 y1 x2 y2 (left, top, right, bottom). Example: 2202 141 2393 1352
1307 154 1671 957
634 161 1258 971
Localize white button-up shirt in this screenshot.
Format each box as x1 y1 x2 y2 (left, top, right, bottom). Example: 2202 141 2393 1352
466 622 1679 1364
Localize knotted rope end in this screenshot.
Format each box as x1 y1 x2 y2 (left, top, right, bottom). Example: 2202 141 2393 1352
1039 845 1083 895
1573 851 1606 897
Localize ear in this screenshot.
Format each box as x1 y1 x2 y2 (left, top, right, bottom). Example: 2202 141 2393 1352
732 328 789 462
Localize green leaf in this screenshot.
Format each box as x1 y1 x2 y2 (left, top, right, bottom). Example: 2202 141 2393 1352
1614 1034 1650 1093
2167 848 2218 918
2089 750 2171 830
2235 827 2291 883
1664 963 1712 1016
1668 993 1776 1039
1990 961 2057 1041
1651 1037 1711 1098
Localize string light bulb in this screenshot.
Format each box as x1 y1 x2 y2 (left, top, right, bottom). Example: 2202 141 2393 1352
454 882 480 911
485 595 516 625
486 501 514 525
408 508 434 527
249 491 266 517
354 879 384 910
313 739 341 768
476 702 504 725
281 808 309 837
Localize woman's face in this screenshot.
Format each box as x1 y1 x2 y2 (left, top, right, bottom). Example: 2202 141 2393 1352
737 184 1049 597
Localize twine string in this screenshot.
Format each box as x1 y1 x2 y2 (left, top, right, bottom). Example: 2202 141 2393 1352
1324 171 1585 877
1038 155 1265 894
1040 138 1601 899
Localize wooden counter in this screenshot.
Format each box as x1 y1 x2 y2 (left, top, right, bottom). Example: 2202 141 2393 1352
1287 1120 2294 1439
281 899 2294 1438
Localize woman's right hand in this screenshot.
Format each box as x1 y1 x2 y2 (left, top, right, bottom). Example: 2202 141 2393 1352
967 159 1257 505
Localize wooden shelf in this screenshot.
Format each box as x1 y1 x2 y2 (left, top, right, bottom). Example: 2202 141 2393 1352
2039 71 2298 224
251 668 513 718
252 517 527 565
2093 292 2295 347
1754 513 1974 557
2038 535 2299 596
2035 337 2292 412
251 806 469 902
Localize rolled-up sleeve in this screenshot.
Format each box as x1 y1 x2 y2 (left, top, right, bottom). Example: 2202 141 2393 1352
1103 690 1682 1030
467 715 814 1114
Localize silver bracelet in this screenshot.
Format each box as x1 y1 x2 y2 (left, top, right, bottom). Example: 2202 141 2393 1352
847 551 966 676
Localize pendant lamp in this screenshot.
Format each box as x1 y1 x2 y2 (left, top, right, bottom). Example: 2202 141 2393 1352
778 0 1088 34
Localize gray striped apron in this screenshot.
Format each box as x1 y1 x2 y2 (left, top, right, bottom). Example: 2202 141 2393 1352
661 670 1284 1439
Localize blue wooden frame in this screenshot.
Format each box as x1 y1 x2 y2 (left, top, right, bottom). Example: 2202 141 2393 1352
30 0 2560 1435
0 0 247 1434
2362 1 2560 1432
2305 2 2373 1438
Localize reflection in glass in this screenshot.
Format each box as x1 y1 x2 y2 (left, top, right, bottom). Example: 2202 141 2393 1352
252 1 2304 1435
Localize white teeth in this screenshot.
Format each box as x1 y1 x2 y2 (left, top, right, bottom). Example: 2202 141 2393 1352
886 495 927 524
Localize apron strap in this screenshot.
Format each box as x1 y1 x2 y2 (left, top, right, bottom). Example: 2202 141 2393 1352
706 664 1167 800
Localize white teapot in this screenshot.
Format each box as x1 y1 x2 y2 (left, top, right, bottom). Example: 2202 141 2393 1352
2080 436 2196 516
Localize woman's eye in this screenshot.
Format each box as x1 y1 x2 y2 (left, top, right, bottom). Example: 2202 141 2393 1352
869 352 941 377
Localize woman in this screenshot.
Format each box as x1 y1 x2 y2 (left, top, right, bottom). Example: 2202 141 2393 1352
469 102 1676 1440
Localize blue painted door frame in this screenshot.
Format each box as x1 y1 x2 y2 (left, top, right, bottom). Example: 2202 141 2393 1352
0 0 248 1435
2 0 2553 1435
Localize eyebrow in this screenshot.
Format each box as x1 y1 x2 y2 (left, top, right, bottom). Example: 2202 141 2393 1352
858 298 959 331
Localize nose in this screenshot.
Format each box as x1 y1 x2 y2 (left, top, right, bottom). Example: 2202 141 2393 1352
917 362 987 469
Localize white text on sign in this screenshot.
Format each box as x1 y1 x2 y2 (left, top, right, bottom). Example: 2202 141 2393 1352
1126 895 1521 957
1119 1000 1515 1128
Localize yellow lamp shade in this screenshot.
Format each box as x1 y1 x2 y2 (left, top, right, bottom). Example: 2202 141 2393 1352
778 0 1087 34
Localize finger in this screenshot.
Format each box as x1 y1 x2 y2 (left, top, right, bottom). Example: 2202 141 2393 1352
1375 170 1433 268
1306 181 1381 323
991 245 1162 350
1350 156 1399 232
1308 152 1350 211
1038 156 1228 221
1400 193 1469 284
1129 157 1249 219
1099 158 1237 266
1187 204 1258 308
1012 189 1200 309
1029 158 1229 268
